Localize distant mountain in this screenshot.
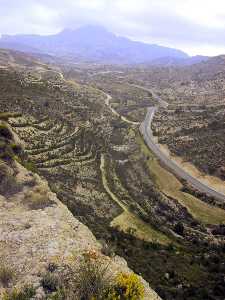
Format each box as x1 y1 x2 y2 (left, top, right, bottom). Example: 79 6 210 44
149 55 209 66
0 25 189 64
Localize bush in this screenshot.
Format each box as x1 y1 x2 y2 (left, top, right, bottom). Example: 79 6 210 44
24 187 54 210
54 251 111 300
2 285 35 300
106 273 145 300
174 222 184 236
0 265 14 287
41 272 59 293
22 161 37 173
40 252 144 300
0 124 13 140
10 143 22 156
74 252 111 300
0 144 15 161
0 164 22 196
46 289 66 300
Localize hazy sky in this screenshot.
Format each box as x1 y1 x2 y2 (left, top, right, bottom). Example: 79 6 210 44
1 0 225 56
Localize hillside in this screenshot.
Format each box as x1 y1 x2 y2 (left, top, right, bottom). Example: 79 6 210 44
0 121 159 299
1 49 225 300
0 25 188 64
113 56 225 180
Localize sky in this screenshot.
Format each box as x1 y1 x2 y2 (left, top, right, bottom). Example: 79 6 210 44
1 0 225 56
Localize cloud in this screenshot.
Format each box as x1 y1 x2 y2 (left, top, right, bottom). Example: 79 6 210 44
1 0 225 55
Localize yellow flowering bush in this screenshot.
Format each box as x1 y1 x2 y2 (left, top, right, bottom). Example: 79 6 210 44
106 272 145 300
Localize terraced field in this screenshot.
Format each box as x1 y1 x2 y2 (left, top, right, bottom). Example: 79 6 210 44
0 67 121 227
64 69 158 122
0 56 184 241
1 50 225 300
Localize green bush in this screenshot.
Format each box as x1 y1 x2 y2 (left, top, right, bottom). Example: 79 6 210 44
22 161 37 173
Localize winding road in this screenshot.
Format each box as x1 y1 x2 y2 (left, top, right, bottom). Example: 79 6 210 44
103 92 140 125
138 87 225 202
50 68 225 202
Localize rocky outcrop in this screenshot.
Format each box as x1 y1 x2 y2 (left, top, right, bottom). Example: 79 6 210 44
0 160 161 299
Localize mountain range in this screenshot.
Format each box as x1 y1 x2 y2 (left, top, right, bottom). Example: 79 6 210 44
0 25 208 64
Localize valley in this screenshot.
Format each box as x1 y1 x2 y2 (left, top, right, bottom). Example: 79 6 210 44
0 48 225 300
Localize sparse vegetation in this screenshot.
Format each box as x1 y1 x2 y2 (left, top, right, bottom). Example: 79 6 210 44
0 124 13 140
24 186 54 210
0 265 14 287
1 49 225 300
41 272 60 293
2 285 36 300
106 273 145 300
0 163 22 196
43 251 145 300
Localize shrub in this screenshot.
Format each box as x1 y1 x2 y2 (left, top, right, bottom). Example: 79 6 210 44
0 144 15 161
0 164 22 196
106 273 145 300
0 124 13 140
74 252 111 300
2 285 35 300
41 272 59 293
22 161 37 173
40 253 144 300
0 265 14 287
174 222 184 236
46 289 66 300
10 143 22 156
24 187 54 210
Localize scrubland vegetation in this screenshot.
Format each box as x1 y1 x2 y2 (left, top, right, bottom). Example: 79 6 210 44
0 50 225 300
2 251 145 300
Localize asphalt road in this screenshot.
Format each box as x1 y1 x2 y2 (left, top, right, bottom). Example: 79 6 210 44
139 101 225 202
131 84 168 109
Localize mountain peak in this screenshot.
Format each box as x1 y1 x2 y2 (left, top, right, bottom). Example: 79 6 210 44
0 25 189 63
58 25 111 36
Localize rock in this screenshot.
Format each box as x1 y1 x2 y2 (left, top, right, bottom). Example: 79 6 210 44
0 161 161 300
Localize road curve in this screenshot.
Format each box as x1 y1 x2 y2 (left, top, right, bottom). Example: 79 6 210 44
130 84 168 109
140 106 225 202
57 70 225 202
103 92 140 125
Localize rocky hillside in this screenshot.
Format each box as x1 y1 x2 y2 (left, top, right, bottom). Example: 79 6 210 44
1 49 225 300
0 121 160 299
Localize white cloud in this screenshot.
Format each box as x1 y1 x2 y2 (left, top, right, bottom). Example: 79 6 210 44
1 0 225 55
176 0 225 28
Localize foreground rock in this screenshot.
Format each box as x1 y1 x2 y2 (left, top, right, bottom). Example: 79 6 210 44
0 161 160 299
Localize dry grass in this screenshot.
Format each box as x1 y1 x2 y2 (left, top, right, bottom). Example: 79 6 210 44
0 264 14 287
24 185 55 210
137 134 225 225
111 211 171 245
101 154 172 245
